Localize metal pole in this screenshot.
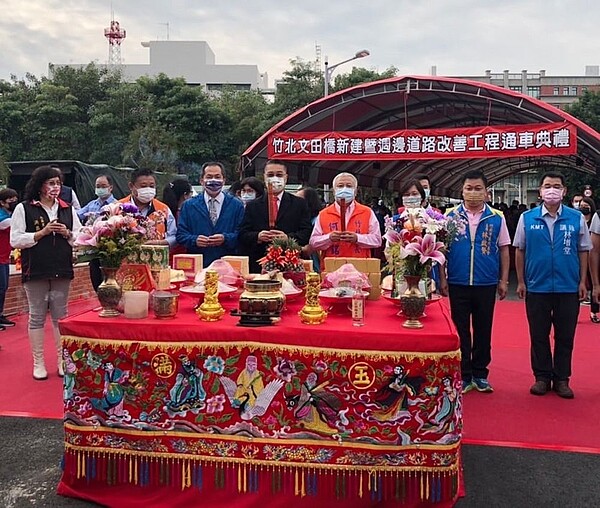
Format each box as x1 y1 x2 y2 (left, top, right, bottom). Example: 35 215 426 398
324 59 329 96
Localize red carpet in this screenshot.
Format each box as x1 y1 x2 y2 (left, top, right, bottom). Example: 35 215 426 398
1 298 599 454
0 298 98 419
462 299 600 453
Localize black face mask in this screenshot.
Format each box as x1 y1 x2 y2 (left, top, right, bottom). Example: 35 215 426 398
7 202 17 212
581 207 591 215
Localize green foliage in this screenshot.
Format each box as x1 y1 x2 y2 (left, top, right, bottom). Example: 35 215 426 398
270 58 323 123
564 91 600 196
0 58 396 181
332 66 398 92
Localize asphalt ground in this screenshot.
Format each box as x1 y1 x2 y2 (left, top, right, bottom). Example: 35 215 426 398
1 416 599 507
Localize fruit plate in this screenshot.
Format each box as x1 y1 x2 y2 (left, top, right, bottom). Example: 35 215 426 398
318 290 369 314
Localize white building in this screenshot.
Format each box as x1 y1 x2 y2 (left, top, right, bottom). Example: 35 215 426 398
53 40 269 92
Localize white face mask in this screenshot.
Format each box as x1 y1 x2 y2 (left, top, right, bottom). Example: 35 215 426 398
267 176 285 192
136 187 156 204
402 196 422 208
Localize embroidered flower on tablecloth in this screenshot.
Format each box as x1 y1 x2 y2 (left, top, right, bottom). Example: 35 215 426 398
86 350 102 370
313 360 328 373
205 395 226 414
274 357 297 382
203 355 225 375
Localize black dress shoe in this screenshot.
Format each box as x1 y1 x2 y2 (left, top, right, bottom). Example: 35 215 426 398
530 380 551 395
553 380 574 399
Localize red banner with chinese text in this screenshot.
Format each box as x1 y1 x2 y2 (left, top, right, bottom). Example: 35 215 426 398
267 122 577 160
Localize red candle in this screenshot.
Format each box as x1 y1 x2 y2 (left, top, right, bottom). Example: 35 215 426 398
267 182 276 229
340 198 347 232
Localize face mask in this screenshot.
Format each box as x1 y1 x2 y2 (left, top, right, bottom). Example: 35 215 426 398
136 187 156 204
463 191 486 205
581 206 591 215
7 202 17 212
402 196 422 208
240 191 256 203
423 188 431 201
335 187 355 203
573 201 580 209
541 188 563 205
204 179 224 193
95 187 110 199
267 176 285 192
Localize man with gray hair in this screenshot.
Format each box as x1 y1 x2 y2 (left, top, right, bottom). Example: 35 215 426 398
309 172 381 258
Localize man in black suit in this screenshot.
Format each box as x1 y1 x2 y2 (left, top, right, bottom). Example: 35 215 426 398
239 161 312 273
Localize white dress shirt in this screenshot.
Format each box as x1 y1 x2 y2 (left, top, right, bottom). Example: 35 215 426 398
10 201 82 249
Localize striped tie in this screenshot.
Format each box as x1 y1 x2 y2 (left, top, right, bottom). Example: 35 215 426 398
209 198 218 225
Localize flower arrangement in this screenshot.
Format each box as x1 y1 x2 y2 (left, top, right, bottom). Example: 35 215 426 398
384 207 466 279
258 237 305 274
75 202 163 268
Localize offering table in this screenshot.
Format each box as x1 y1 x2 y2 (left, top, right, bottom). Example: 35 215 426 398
57 296 462 507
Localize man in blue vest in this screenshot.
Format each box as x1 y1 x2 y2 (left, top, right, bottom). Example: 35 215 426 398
514 172 591 399
439 170 511 394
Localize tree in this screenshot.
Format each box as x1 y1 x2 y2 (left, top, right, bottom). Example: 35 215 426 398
564 91 600 198
332 66 398 92
269 58 323 123
214 87 272 170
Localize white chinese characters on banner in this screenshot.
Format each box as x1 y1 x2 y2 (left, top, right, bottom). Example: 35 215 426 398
268 123 577 161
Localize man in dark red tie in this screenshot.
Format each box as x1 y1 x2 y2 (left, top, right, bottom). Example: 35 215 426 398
239 160 312 273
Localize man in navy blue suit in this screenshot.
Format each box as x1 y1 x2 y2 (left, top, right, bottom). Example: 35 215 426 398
176 162 245 267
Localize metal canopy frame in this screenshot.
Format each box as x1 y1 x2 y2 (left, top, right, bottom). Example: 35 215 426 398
240 76 600 197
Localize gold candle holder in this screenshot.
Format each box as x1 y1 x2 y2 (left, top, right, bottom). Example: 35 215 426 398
299 272 327 325
196 270 225 321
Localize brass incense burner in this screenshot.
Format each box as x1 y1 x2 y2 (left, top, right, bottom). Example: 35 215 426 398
235 279 285 326
299 272 327 325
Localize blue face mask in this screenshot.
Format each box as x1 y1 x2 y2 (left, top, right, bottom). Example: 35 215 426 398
204 179 224 193
335 187 355 203
240 191 256 202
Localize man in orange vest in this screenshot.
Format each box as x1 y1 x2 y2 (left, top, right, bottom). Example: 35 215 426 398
309 172 381 258
119 168 177 248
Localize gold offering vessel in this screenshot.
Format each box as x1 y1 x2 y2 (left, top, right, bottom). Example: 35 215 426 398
299 272 327 325
196 270 225 321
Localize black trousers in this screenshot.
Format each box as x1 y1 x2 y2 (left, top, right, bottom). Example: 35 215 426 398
448 284 497 380
525 292 579 382
89 258 103 292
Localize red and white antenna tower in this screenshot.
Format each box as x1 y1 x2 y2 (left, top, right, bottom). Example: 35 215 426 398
104 12 126 66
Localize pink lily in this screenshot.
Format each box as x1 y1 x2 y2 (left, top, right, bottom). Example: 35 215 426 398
404 234 446 265
74 229 98 247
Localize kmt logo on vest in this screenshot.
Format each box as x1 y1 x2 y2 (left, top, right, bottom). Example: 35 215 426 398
529 224 544 230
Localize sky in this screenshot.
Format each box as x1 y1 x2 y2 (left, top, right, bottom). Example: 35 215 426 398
2 0 600 86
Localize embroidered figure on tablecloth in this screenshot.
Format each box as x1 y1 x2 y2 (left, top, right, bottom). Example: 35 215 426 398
370 365 425 424
165 355 206 416
63 349 77 402
90 362 130 418
220 355 284 420
285 371 349 436
420 376 459 438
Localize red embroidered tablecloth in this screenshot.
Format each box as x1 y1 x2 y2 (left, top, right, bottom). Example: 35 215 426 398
57 297 462 507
